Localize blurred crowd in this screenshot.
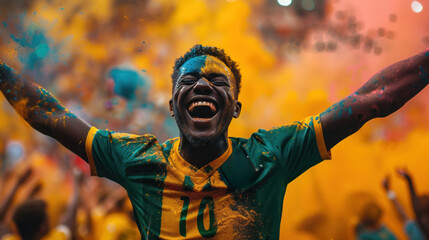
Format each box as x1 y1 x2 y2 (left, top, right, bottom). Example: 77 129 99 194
0 147 140 240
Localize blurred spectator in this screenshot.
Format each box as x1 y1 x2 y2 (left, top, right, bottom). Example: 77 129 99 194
382 175 425 240
3 141 25 171
1 169 81 240
355 201 397 240
397 168 429 240
0 168 33 238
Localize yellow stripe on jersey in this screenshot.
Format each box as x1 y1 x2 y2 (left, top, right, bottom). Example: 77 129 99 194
85 126 98 176
312 115 331 160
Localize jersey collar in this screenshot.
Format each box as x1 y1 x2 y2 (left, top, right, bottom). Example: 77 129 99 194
169 138 233 184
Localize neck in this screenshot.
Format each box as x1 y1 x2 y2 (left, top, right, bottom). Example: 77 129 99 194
179 134 229 169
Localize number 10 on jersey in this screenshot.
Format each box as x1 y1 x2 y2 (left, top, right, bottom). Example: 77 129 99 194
180 196 217 238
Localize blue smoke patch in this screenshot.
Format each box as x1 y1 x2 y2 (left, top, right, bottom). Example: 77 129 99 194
109 67 150 101
10 22 57 70
163 117 179 138
2 13 70 84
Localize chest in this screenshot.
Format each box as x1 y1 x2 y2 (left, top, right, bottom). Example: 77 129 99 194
125 161 284 240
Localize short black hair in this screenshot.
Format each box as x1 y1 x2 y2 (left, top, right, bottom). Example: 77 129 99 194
359 202 382 227
171 44 242 98
13 199 48 240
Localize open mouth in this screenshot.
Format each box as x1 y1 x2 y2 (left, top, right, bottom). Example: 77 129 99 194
187 101 218 119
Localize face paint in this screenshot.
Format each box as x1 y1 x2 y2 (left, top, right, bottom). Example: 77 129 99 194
200 57 236 99
171 55 241 147
174 56 237 99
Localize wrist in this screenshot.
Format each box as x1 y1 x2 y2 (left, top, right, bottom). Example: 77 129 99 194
387 190 396 200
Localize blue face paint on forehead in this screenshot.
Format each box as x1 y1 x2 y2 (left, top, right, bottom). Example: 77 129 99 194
179 55 208 76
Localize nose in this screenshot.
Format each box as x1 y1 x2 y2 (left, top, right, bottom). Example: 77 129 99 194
193 77 213 94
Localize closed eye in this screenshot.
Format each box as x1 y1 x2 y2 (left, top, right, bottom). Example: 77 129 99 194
179 76 198 85
210 76 230 86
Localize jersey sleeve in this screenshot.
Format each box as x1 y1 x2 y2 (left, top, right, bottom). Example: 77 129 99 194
85 127 156 186
256 115 331 183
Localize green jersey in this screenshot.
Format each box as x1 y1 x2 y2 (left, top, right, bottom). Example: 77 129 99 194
85 115 330 239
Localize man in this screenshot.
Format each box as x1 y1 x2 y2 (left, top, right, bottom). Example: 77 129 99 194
1 44 428 239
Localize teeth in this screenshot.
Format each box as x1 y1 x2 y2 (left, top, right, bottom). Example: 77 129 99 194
188 101 216 112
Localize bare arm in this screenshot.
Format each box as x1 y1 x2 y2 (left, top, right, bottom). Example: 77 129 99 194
0 168 32 222
0 61 91 161
58 169 82 239
320 50 429 149
397 168 429 239
382 176 408 223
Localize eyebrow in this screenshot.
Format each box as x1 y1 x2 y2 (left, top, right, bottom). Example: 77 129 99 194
178 72 199 79
207 72 228 79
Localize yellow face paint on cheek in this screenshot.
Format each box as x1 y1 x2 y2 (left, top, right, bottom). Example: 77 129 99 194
201 57 236 99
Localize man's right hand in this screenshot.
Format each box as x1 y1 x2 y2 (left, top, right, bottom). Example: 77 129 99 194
382 175 390 192
397 168 412 182
0 61 92 162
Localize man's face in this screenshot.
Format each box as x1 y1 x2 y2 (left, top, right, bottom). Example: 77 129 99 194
170 55 241 146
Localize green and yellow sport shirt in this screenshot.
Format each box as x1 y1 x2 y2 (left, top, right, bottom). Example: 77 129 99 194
85 115 331 239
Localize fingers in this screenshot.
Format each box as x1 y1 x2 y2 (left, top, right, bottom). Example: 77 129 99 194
382 175 390 190
395 167 412 182
29 181 43 198
396 167 408 176
17 167 33 185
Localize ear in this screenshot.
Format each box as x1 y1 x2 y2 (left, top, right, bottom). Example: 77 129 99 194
233 101 242 118
169 99 174 117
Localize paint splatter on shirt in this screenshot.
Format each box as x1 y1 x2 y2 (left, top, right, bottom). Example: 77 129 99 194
85 115 330 239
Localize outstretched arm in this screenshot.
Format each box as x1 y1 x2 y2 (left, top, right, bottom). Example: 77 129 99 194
320 50 429 149
0 61 91 161
397 168 429 239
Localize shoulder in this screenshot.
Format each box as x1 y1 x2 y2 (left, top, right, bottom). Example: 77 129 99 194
97 129 157 143
91 128 161 152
